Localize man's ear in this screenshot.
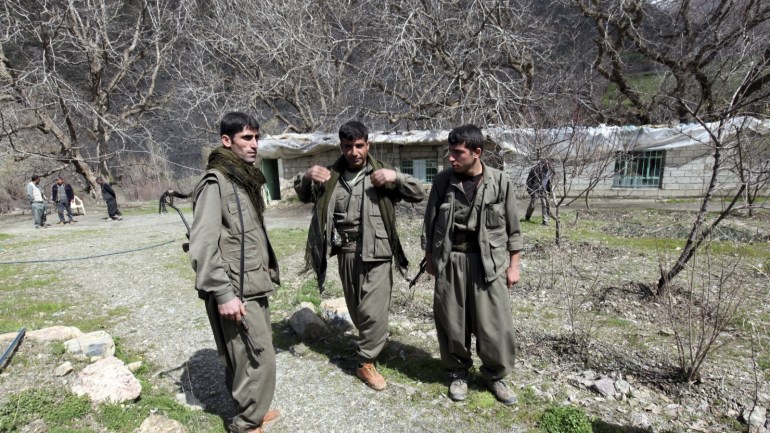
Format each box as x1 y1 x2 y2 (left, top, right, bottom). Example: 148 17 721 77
221 134 232 148
473 147 482 159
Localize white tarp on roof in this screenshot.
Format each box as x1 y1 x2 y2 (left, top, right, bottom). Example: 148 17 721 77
259 117 770 159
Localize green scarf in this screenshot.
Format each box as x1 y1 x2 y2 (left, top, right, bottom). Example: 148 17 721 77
206 147 266 221
303 154 409 291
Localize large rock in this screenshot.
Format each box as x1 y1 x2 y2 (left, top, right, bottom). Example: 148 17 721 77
0 326 83 343
289 307 327 340
64 330 115 360
71 356 141 403
320 297 354 329
136 414 188 433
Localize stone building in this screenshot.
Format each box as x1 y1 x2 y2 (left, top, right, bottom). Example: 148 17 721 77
258 117 770 201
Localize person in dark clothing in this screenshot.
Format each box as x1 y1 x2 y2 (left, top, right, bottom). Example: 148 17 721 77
52 176 76 225
525 160 553 225
96 177 122 220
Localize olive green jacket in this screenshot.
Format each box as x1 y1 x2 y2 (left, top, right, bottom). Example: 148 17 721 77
294 155 426 291
190 170 280 304
422 165 523 283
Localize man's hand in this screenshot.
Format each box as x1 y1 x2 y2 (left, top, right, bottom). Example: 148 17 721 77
425 252 436 276
305 165 331 183
506 251 521 288
218 298 246 323
370 168 397 187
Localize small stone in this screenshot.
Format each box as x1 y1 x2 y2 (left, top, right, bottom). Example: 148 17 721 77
744 406 767 432
289 342 310 357
615 379 631 395
19 418 47 433
127 361 143 372
54 361 73 377
631 411 650 428
593 377 616 398
64 330 115 360
135 414 188 433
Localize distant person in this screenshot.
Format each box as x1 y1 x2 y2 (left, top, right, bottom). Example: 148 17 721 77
189 112 281 433
525 160 553 225
96 177 122 220
294 120 426 390
422 124 522 405
26 175 49 229
52 176 77 225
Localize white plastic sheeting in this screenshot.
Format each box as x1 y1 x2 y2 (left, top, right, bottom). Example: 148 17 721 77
259 117 770 159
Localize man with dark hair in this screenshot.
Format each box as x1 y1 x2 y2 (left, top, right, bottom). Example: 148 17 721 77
52 176 77 225
26 175 49 228
294 120 426 391
525 160 553 225
96 177 123 221
189 112 281 433
422 124 523 405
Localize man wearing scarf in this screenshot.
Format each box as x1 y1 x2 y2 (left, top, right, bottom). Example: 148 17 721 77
190 112 281 433
294 120 426 391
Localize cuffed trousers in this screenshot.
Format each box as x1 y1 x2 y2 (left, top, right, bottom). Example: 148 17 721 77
338 253 392 362
205 295 275 433
433 251 516 381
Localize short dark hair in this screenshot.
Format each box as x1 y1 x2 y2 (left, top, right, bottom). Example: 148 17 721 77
31 175 40 181
219 112 260 140
95 177 104 183
448 124 484 152
339 120 368 143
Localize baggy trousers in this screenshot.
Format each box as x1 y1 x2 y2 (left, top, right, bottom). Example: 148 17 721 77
338 252 392 362
31 202 46 226
525 192 549 224
106 198 121 218
205 295 275 433
433 251 516 381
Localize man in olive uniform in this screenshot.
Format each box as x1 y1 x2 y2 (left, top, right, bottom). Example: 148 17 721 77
190 112 281 433
422 124 522 405
295 120 426 390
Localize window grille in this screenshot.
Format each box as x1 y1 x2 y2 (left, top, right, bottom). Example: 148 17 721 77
613 151 664 188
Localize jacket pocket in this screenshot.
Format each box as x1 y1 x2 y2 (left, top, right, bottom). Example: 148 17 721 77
488 228 509 272
433 202 452 251
227 256 272 298
372 220 392 259
225 192 257 234
486 202 505 230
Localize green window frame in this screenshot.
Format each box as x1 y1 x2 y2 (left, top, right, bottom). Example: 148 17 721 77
613 150 664 188
400 159 437 183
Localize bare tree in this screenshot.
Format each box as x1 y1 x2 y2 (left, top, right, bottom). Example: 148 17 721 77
572 0 770 292
0 0 190 194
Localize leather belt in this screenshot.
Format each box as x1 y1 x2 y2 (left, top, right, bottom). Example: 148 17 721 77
452 242 479 253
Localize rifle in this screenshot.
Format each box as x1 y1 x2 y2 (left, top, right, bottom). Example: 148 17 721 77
408 257 428 289
159 190 192 252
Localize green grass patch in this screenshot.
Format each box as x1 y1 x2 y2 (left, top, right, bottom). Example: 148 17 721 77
291 279 322 308
539 405 592 433
0 265 59 292
0 299 69 333
267 228 308 260
0 388 90 433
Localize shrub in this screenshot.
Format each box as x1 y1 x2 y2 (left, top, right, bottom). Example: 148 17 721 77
540 405 592 433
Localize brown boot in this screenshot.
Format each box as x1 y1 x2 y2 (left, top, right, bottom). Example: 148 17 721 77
261 409 281 429
356 362 387 390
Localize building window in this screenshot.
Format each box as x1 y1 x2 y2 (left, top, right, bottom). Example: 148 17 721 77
400 159 437 183
613 150 664 188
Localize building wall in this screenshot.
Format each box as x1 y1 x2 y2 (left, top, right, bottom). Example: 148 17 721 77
274 141 766 200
